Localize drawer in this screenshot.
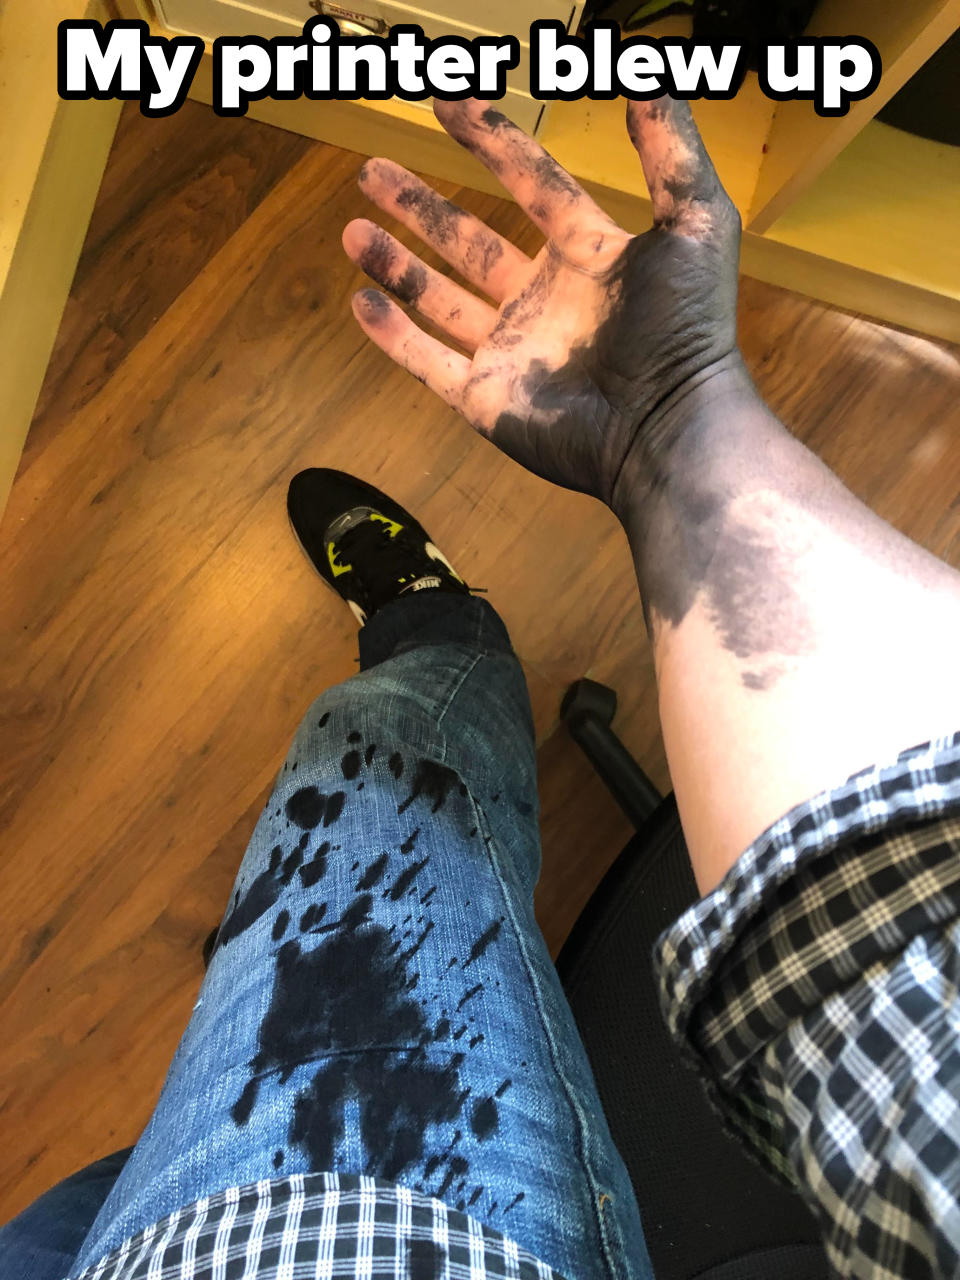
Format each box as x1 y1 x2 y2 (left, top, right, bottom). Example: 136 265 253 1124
209 0 578 37
158 0 546 131
161 0 534 83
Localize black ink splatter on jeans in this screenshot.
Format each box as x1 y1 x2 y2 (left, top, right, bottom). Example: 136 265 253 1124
400 828 420 855
342 751 361 780
436 1155 469 1198
235 929 468 1180
232 1077 259 1125
286 787 327 829
389 752 404 779
281 835 307 883
340 893 373 931
357 853 389 890
299 841 329 889
323 791 346 826
365 744 377 766
318 712 330 728
273 1149 284 1169
398 760 464 815
300 902 326 931
228 845 526 1209
272 911 290 941
213 845 293 954
399 922 434 962
387 857 430 902
464 920 503 967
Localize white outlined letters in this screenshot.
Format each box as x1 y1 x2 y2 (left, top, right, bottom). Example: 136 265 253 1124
56 19 883 117
58 19 202 116
212 18 520 116
530 22 745 101
761 38 881 116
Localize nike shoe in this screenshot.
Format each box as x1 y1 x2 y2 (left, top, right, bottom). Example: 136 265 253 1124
287 468 471 625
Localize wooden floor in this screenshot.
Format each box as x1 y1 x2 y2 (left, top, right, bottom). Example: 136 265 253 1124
2 100 959 1225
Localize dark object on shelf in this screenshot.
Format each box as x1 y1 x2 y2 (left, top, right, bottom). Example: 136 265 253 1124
558 678 829 1280
877 29 960 148
585 0 819 76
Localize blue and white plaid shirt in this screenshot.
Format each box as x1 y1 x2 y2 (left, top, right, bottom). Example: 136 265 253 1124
658 731 960 1278
71 1174 562 1279
74 733 960 1280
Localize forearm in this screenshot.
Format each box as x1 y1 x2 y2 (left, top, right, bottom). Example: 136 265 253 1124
614 366 960 891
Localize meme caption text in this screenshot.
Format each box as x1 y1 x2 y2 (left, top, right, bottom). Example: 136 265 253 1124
59 18 881 119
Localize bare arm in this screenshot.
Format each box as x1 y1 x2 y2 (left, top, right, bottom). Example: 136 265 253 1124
342 97 960 892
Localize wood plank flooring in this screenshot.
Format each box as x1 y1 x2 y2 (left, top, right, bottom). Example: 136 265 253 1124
1 100 959 1224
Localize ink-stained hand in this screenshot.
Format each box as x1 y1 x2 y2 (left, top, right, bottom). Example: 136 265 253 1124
342 98 746 513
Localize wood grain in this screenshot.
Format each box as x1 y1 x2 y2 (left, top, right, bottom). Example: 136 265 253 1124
1 99 959 1226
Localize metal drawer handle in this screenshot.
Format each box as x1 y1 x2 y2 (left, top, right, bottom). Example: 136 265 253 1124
309 0 390 37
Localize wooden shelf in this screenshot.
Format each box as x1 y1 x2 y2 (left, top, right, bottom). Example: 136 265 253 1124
747 0 960 230
765 121 960 305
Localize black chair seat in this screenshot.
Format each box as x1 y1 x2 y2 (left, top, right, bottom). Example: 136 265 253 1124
558 795 829 1280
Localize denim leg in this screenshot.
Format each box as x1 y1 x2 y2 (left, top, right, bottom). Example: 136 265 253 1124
0 1149 131 1280
74 595 652 1280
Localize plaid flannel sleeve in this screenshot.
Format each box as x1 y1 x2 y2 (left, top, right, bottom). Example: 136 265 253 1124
655 731 960 1279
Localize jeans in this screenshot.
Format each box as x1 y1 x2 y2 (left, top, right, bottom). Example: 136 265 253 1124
2 594 652 1280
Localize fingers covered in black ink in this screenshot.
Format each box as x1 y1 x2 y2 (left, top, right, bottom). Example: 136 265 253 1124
433 98 616 246
357 157 530 303
351 289 470 408
343 219 498 352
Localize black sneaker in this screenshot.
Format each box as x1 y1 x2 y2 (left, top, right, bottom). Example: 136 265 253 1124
287 469 471 625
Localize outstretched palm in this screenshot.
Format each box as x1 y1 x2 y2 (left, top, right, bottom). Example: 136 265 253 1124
343 97 744 512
